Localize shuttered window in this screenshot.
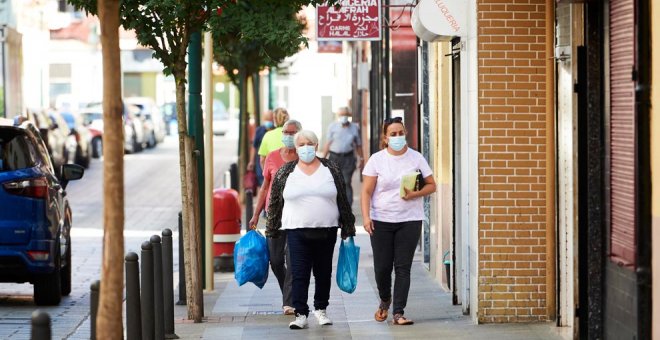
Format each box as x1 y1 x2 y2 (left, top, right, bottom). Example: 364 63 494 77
609 0 636 267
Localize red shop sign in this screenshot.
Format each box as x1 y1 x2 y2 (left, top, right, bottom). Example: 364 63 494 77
316 0 382 41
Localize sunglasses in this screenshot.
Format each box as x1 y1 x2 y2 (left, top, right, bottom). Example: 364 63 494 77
384 117 403 124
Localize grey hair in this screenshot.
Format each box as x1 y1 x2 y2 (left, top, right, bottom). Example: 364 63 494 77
282 119 302 132
337 106 351 114
294 130 319 145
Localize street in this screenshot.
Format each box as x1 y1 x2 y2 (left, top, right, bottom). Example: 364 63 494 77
0 133 237 339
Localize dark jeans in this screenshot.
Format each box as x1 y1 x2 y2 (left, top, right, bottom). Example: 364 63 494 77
328 152 356 206
370 220 422 315
286 227 338 317
267 233 292 307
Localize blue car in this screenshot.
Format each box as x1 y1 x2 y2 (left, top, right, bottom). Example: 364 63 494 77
0 117 84 305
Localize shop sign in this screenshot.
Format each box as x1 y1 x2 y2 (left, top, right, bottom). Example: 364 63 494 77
412 0 465 41
316 0 381 41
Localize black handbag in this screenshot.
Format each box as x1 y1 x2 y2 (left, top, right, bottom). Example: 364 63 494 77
415 170 426 191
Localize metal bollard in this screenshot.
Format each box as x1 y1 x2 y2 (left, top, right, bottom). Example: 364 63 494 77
151 235 165 340
177 212 186 305
230 163 238 191
90 280 100 340
141 241 154 340
125 252 142 340
224 170 231 189
245 189 254 231
30 310 51 340
162 229 178 338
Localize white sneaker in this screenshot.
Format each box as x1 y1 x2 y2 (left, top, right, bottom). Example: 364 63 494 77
283 306 295 315
289 314 308 329
313 309 333 326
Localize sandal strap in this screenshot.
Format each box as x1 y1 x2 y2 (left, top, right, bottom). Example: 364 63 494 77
379 299 391 310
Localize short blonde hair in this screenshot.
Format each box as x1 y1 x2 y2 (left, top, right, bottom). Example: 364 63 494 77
273 107 289 127
294 130 319 146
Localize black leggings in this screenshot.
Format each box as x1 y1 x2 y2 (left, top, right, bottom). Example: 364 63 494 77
370 220 421 315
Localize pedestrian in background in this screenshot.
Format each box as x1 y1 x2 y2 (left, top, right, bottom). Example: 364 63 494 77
249 119 302 315
266 130 356 330
360 117 436 326
258 107 289 168
321 106 364 206
247 109 274 187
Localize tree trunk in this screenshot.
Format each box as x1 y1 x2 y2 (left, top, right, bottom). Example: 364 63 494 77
238 72 249 199
252 72 261 124
97 0 124 338
174 74 204 322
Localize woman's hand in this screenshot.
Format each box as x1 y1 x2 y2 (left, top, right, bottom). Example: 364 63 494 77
248 214 259 229
402 187 419 201
363 218 374 236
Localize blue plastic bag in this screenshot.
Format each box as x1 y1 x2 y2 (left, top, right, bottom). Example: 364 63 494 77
234 230 269 289
336 236 360 293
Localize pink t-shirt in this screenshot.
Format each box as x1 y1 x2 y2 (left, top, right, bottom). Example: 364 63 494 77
362 148 433 223
263 148 287 210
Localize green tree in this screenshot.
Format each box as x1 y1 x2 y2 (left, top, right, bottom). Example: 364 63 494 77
208 1 313 193
68 0 229 323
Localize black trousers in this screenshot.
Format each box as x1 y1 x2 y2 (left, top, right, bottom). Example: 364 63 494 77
370 220 422 315
286 227 338 317
328 152 356 206
267 233 292 307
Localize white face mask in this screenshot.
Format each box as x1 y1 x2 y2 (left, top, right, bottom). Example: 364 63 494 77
338 116 350 124
297 145 316 163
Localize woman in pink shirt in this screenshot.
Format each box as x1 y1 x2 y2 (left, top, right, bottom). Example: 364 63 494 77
361 117 437 325
249 119 301 315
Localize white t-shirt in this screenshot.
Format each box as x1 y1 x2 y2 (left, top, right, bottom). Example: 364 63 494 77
362 148 433 223
281 164 339 229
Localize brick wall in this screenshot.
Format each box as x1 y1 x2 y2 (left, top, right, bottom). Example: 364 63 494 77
477 0 549 322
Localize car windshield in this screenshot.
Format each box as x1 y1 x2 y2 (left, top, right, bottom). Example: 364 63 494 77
0 128 36 172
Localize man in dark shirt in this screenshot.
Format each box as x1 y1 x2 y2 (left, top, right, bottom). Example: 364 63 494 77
248 110 274 187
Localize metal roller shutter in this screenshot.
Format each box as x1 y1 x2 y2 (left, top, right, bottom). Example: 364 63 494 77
609 0 636 267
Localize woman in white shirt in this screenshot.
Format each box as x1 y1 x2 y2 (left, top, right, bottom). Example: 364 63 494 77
267 130 356 330
361 117 436 325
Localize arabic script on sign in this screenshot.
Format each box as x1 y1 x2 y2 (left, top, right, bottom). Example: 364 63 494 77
317 0 381 41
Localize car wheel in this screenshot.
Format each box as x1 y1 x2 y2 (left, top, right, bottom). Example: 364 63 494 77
148 132 156 148
133 134 142 152
33 250 62 306
92 137 103 158
61 235 72 296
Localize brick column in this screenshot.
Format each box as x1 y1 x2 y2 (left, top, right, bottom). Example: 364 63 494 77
477 0 549 322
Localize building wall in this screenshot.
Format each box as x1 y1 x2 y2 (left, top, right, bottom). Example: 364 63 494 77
651 1 660 337
477 0 549 322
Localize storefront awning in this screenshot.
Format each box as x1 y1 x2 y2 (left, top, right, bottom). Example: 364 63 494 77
411 0 465 42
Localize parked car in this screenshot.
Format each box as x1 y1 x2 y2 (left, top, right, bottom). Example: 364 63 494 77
60 111 93 168
125 97 166 147
0 118 84 305
46 111 78 170
25 110 71 175
81 104 144 154
78 109 103 158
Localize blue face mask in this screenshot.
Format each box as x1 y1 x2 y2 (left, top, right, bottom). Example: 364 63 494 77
281 135 295 149
388 136 407 151
264 121 274 129
297 145 316 163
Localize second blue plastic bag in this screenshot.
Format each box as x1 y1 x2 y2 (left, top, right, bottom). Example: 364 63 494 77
336 236 360 294
233 230 269 289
